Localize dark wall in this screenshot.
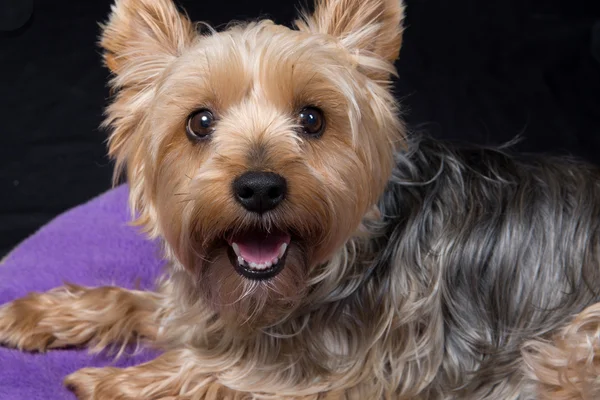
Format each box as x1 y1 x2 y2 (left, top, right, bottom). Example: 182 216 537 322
1 0 599 256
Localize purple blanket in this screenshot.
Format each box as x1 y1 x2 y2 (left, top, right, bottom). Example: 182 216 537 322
0 186 163 399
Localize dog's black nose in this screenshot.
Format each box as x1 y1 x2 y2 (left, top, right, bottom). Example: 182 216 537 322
233 171 287 213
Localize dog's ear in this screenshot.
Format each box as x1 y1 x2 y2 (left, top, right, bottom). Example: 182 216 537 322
296 0 405 79
100 0 195 84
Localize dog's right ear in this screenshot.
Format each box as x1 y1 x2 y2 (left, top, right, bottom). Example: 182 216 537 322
100 0 195 86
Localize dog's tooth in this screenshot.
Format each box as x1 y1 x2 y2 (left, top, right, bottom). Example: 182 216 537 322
237 256 245 266
265 261 272 268
250 262 258 269
272 257 279 265
278 243 287 258
232 243 241 257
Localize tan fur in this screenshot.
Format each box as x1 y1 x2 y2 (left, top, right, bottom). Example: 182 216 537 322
65 350 245 400
0 285 160 354
295 0 405 81
64 348 361 399
522 303 600 400
1 0 598 398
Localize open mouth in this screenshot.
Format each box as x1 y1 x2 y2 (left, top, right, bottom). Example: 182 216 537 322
226 228 291 280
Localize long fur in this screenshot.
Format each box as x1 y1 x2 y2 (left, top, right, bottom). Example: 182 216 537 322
373 135 600 398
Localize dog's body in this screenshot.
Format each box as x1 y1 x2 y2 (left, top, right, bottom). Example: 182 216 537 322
377 137 600 398
1 0 600 398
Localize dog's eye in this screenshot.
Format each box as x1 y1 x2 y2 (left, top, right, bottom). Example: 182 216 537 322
186 109 216 140
298 107 325 136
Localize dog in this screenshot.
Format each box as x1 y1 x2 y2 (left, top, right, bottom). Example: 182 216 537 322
1 0 600 398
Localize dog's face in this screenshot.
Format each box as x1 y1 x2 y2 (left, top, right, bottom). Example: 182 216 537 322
101 0 405 325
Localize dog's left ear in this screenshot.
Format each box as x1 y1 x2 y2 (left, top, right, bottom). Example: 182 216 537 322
296 0 405 79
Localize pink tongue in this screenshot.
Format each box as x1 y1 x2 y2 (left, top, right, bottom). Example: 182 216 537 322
231 231 291 264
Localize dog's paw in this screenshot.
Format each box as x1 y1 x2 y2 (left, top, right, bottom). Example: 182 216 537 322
65 365 245 400
65 367 181 400
65 367 119 400
0 298 57 352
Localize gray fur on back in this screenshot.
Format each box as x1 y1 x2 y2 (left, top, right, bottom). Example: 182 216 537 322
375 135 600 398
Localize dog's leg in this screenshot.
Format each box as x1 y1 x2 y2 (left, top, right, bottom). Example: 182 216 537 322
66 350 377 400
0 284 160 352
522 302 600 400
66 349 380 400
64 349 247 400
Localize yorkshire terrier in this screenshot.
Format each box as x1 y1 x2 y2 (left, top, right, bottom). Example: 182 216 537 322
1 0 600 398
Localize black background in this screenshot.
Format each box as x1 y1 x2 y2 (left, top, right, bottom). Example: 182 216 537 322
1 0 599 257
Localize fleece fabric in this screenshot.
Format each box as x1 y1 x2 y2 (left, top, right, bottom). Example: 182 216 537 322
0 185 163 400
